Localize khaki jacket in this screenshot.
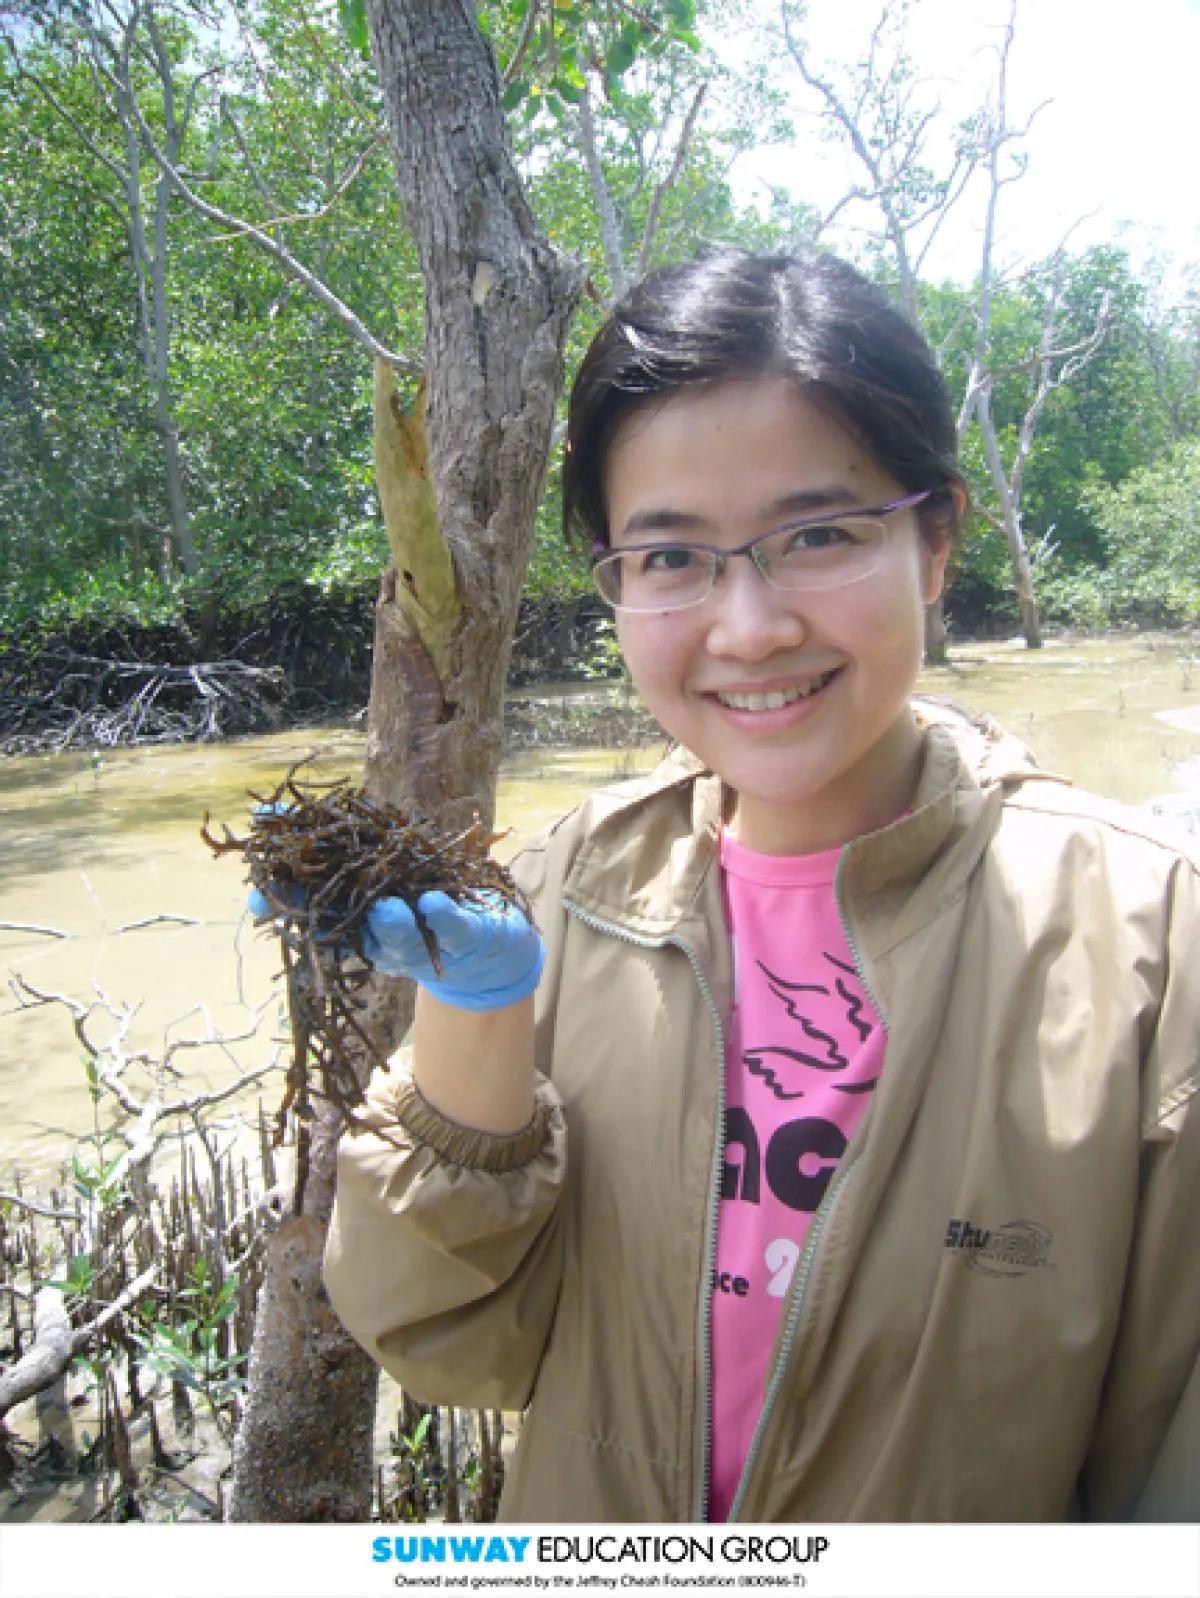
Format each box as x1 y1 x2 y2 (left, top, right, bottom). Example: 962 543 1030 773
324 710 1200 1522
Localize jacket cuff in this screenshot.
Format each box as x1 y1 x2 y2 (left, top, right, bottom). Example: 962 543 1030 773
390 1074 556 1173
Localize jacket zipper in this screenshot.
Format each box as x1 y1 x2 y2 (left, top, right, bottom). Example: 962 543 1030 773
562 896 727 1522
726 859 883 1521
726 1161 855 1521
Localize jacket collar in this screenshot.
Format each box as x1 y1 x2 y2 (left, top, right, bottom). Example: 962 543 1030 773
562 701 1053 942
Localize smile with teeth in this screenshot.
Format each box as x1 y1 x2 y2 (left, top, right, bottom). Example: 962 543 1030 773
714 670 838 711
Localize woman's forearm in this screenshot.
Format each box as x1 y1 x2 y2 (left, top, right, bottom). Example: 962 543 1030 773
410 988 536 1135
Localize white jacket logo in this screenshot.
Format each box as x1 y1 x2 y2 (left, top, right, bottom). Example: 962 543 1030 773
944 1218 1054 1277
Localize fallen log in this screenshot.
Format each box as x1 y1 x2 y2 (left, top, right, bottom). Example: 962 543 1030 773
0 1266 157 1421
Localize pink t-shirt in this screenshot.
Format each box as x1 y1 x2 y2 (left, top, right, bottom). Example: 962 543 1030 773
707 830 886 1522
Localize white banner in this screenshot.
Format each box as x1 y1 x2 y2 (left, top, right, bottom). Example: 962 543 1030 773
0 1523 1196 1598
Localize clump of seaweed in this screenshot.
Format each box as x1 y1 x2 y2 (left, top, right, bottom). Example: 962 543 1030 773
202 760 526 1206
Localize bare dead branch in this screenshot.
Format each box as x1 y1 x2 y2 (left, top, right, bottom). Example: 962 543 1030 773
0 1267 158 1421
218 90 279 215
157 1061 282 1121
635 82 707 283
114 914 202 934
0 920 70 941
209 108 386 244
0 1192 80 1223
911 149 981 276
816 185 870 235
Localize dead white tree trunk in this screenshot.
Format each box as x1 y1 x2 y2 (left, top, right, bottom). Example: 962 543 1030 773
8 1 201 577
975 262 1111 650
575 74 707 302
779 0 985 663
956 3 1108 648
577 80 628 299
93 1 201 576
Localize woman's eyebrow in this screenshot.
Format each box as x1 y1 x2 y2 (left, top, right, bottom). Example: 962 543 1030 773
614 508 710 539
615 485 865 540
767 486 863 518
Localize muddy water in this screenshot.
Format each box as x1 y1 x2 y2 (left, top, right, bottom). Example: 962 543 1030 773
0 722 664 1177
3 634 1198 1177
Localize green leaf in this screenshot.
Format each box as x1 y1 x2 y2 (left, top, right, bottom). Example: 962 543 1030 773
337 0 370 59
605 36 637 79
47 1253 94 1297
502 78 529 112
666 0 697 28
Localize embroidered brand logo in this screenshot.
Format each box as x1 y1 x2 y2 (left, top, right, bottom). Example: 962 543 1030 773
944 1217 1054 1277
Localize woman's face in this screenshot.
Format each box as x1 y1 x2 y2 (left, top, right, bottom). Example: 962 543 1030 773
604 377 949 855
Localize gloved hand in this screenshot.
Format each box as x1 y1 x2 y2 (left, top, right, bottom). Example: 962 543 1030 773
362 890 544 1012
247 885 281 920
247 804 295 922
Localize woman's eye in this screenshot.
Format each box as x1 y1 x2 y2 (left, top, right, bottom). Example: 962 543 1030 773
783 522 850 552
641 547 700 574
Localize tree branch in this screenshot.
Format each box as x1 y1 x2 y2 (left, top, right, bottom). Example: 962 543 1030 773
0 1267 158 1421
207 125 387 244
122 76 420 375
576 77 628 301
0 1192 79 1223
635 81 707 283
500 0 541 90
6 54 127 189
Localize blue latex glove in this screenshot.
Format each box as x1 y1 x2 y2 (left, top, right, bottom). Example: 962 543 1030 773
248 883 303 920
362 890 544 1012
248 805 295 922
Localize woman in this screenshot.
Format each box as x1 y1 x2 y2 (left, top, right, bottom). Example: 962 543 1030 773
323 250 1199 1522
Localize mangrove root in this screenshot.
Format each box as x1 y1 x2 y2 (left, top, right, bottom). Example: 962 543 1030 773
202 763 528 1202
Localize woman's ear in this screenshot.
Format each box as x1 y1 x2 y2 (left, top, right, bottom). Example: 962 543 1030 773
946 479 969 527
922 535 951 606
920 480 966 604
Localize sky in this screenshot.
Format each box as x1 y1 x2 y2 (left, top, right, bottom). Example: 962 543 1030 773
728 0 1200 293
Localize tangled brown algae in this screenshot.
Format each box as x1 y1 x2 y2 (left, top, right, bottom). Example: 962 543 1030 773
202 762 527 1205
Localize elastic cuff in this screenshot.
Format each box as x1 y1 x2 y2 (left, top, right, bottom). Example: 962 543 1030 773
391 1075 554 1173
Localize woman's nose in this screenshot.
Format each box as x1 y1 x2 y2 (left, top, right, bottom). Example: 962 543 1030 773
703 556 807 659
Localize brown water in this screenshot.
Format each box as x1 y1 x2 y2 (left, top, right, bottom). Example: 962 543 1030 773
3 634 1198 1177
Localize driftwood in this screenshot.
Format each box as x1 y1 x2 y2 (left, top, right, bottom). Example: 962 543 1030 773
0 1267 157 1421
0 649 285 754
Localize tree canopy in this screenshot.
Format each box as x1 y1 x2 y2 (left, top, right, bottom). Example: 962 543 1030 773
1 0 1197 648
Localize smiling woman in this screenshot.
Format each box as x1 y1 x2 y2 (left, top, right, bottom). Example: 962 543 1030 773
599 380 949 855
323 250 1200 1525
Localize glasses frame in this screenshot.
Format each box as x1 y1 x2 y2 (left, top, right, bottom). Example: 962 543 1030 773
591 488 933 613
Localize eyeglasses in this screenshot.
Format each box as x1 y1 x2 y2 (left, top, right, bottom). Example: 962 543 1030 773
591 489 932 614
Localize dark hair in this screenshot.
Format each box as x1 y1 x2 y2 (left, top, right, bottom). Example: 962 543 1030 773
563 249 963 551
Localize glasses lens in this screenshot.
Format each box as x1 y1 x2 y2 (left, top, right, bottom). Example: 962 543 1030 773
593 547 711 611
765 517 887 591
